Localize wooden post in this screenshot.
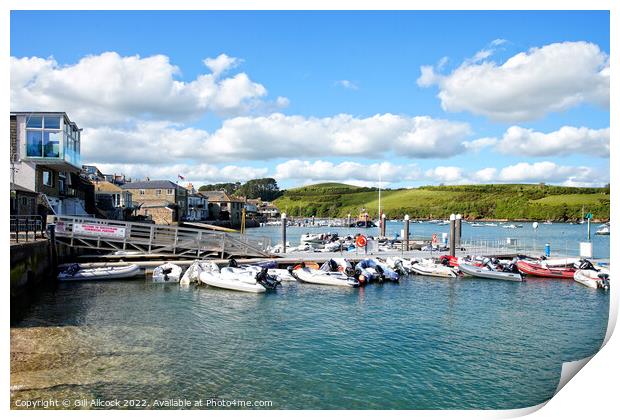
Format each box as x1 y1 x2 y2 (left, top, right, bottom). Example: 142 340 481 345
347 213 351 228
381 213 386 237
404 214 410 254
449 213 456 257
281 213 287 254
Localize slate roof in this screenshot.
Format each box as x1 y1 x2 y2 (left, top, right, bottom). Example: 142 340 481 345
121 180 184 190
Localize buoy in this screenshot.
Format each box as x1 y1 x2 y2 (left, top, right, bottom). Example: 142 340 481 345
356 235 367 247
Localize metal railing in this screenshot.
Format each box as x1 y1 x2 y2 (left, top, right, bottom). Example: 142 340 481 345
50 215 272 258
10 215 45 243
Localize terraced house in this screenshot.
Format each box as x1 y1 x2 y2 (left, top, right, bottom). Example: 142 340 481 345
121 180 188 225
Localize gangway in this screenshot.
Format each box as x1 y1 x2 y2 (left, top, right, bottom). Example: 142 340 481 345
50 215 272 258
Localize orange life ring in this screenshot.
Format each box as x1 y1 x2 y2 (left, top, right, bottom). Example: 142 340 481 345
356 235 367 247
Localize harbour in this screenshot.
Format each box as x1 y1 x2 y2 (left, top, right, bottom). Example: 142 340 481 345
10 218 611 409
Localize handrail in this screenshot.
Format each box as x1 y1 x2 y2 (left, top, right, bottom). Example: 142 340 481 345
49 215 271 257
10 215 45 243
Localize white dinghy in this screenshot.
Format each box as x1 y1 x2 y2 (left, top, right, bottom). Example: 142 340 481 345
152 263 183 283
180 260 218 285
459 263 523 282
200 266 280 293
574 260 610 289
58 263 141 281
409 259 458 278
292 265 359 287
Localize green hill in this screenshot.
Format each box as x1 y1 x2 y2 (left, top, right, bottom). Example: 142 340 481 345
274 183 610 221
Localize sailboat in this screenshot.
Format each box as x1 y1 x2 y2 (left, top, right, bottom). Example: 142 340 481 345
579 206 586 224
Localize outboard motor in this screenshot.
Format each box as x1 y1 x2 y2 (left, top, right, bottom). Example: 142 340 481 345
162 266 173 281
228 258 238 268
65 263 81 277
375 264 385 282
597 273 610 290
255 267 280 289
328 259 339 272
578 259 596 271
354 268 367 285
344 266 355 277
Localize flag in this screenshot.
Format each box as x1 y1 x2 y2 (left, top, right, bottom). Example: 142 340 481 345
178 174 185 180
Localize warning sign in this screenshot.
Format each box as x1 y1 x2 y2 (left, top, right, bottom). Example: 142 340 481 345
73 223 126 239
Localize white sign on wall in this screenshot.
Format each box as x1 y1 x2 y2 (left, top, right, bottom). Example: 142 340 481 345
73 223 126 239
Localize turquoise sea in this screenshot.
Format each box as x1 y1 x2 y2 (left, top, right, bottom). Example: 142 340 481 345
11 222 609 409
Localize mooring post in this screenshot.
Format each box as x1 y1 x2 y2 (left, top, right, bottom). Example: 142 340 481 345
404 214 410 254
281 213 287 254
455 213 462 248
449 213 456 257
381 213 386 237
587 218 591 241
347 213 351 228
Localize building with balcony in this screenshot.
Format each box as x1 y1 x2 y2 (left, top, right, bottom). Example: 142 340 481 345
10 112 89 216
121 180 188 225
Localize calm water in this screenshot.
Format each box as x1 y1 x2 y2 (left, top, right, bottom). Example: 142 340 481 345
11 270 609 409
251 221 610 259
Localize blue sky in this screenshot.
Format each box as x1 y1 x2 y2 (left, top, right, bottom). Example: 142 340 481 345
10 10 610 189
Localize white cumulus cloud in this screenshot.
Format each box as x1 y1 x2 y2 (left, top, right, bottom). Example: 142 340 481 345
11 52 283 126
418 41 609 122
495 125 609 157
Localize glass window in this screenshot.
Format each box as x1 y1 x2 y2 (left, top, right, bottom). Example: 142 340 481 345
44 116 61 129
43 131 61 157
26 116 42 128
167 189 174 195
26 130 43 157
43 171 53 187
139 189 145 195
156 189 161 196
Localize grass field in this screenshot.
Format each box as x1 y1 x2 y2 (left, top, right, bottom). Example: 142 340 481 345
274 183 610 221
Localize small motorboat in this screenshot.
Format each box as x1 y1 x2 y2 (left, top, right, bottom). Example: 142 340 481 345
573 260 610 289
300 233 325 244
58 263 141 281
152 263 183 283
180 260 218 285
574 269 610 289
459 262 523 282
355 259 399 282
200 266 280 293
292 264 359 287
471 223 484 227
595 225 610 235
409 259 458 278
516 260 575 279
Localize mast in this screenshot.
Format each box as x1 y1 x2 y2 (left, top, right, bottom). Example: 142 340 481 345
378 171 382 233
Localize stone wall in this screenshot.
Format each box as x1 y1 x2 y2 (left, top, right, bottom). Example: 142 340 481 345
10 240 83 322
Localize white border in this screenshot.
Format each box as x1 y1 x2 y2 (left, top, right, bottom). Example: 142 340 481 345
3 2 616 420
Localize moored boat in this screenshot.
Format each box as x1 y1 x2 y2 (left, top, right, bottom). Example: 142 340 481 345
58 263 141 281
574 269 610 289
409 259 457 278
180 260 217 285
292 264 359 287
152 263 183 283
516 260 575 279
200 266 279 293
459 263 523 282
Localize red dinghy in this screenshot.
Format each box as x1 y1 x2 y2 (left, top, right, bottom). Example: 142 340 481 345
516 260 576 279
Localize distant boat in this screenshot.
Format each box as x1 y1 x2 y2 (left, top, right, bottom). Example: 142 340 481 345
471 223 484 227
502 224 517 229
484 223 498 227
595 225 610 235
543 220 553 225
